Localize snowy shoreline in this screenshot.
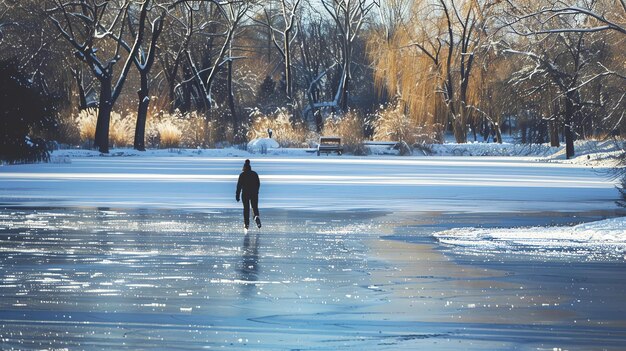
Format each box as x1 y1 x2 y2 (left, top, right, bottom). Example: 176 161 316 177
40 138 623 168
434 216 626 261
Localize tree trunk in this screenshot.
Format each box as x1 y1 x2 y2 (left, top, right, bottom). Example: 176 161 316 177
550 119 560 147
227 59 239 143
564 94 576 159
340 60 350 111
73 69 89 110
167 79 177 113
94 75 113 154
284 31 292 101
495 123 502 144
453 106 467 143
134 74 149 151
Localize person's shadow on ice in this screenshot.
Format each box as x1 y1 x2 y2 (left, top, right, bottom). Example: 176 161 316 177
239 232 260 298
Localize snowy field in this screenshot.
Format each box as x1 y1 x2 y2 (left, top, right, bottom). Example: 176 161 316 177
1 149 625 350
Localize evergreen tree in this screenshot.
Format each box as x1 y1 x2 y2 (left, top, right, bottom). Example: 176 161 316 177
0 60 54 163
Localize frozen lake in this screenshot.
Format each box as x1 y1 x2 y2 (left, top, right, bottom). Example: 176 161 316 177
0 155 625 350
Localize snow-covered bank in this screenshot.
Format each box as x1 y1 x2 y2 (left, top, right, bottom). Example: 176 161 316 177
43 138 624 165
434 217 626 261
429 139 623 167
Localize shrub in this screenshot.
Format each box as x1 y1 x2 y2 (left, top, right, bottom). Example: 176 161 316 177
76 109 98 147
0 59 53 163
109 111 133 148
146 111 219 148
157 119 182 148
371 104 443 146
179 111 212 148
323 110 366 154
76 109 133 148
55 110 81 146
247 108 309 148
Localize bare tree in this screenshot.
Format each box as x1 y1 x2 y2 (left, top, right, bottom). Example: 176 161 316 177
157 2 195 112
506 0 626 36
320 0 377 112
501 0 624 158
260 0 301 103
46 0 148 153
110 1 167 151
172 1 250 143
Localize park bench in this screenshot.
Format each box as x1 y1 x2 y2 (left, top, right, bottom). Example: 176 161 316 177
317 136 343 156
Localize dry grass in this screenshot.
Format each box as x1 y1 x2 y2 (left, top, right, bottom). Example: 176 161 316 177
76 109 97 146
146 111 219 148
372 104 443 145
156 119 182 148
109 111 133 147
179 111 214 148
323 111 366 154
75 109 133 148
247 108 309 148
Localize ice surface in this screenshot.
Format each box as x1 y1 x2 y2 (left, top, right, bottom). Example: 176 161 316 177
0 152 625 349
0 155 617 212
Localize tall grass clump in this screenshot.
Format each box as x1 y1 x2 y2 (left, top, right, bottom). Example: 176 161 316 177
146 111 219 148
179 111 217 148
156 119 182 148
371 104 443 146
76 109 133 148
76 109 97 147
323 110 366 154
247 108 309 147
109 111 133 147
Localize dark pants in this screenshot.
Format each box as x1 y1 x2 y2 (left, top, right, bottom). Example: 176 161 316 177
242 194 259 226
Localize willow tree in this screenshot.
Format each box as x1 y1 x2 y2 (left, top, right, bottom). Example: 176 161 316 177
370 0 499 143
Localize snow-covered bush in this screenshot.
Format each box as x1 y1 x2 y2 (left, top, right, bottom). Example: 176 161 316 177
248 137 280 154
323 110 366 155
247 108 309 148
371 104 443 146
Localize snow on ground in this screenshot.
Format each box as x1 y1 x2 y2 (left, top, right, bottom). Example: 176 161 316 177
435 217 626 260
429 139 623 168
247 137 280 153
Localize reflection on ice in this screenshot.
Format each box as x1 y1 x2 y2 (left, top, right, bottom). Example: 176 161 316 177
2 207 626 350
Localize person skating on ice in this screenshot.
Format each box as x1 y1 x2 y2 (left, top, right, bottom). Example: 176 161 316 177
236 159 261 230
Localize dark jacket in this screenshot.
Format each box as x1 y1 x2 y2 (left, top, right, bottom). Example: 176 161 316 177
236 170 260 198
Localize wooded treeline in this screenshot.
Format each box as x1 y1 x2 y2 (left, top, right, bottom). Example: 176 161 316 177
1 0 624 158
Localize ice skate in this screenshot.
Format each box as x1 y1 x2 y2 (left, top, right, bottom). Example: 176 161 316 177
254 216 261 228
